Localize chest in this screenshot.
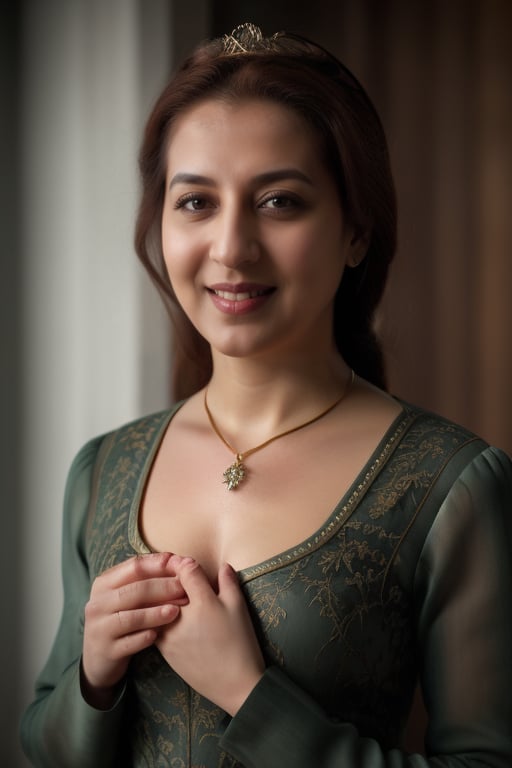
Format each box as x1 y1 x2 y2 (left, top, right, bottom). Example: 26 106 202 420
138 425 374 581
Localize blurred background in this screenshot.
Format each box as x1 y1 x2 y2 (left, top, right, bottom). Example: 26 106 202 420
1 0 511 764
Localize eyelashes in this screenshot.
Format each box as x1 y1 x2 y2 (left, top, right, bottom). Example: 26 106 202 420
172 191 305 216
258 193 302 210
173 193 211 212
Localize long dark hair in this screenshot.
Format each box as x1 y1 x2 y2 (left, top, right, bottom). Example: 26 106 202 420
134 27 397 399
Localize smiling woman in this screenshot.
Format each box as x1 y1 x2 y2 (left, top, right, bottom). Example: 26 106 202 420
20 22 512 768
161 98 355 363
136 27 395 399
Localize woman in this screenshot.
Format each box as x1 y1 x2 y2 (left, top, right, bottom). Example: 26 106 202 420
21 23 512 768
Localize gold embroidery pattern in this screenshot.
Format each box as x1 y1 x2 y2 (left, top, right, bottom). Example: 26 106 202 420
87 410 243 766
87 413 171 574
242 413 480 745
86 405 480 759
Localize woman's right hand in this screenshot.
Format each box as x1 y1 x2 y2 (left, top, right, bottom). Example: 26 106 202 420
81 552 187 709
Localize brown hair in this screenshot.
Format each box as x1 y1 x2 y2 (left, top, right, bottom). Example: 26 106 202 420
134 30 397 400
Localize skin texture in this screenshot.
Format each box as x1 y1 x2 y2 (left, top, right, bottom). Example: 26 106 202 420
81 553 188 708
161 98 367 365
82 552 264 714
83 98 385 716
155 559 266 717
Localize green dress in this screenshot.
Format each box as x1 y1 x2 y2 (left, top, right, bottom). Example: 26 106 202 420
20 401 512 767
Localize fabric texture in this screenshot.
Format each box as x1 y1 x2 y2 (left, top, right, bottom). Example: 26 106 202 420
20 402 512 767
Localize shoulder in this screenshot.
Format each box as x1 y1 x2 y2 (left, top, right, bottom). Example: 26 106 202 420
353 380 488 472
389 399 512 520
61 406 183 553
397 398 512 516
66 404 183 491
399 398 483 442
385 403 512 599
397 399 491 464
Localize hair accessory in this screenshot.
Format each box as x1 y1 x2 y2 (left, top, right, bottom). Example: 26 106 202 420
204 370 355 490
221 23 274 55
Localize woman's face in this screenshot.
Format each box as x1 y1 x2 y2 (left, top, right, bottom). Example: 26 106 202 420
161 97 364 362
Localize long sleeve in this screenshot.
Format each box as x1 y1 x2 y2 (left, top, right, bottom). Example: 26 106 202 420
20 437 128 768
220 446 512 768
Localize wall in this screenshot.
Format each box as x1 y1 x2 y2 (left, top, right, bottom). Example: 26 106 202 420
1 1 208 764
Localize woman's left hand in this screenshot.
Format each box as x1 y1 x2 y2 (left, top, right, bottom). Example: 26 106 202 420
155 557 265 716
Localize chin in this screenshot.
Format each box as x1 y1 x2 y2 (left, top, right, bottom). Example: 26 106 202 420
211 342 263 359
208 331 275 360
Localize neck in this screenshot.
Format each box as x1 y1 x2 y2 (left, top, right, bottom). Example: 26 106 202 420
204 349 351 446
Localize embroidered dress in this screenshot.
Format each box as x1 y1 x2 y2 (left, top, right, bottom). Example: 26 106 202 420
21 402 512 767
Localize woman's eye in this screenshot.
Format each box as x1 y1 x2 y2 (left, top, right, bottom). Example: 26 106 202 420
174 195 211 212
259 193 304 214
261 195 294 209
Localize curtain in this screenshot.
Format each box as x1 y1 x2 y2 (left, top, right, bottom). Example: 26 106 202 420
213 0 512 454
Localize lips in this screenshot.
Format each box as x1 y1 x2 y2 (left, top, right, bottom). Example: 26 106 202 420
207 283 275 315
212 288 268 301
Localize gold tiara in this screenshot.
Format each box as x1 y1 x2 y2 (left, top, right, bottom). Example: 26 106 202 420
220 23 277 55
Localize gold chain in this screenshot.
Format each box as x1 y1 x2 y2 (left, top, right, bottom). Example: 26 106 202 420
204 370 355 490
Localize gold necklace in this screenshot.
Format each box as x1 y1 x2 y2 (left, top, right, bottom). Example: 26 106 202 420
204 370 355 490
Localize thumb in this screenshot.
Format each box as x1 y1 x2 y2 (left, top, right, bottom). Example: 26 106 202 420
218 563 243 604
176 558 213 601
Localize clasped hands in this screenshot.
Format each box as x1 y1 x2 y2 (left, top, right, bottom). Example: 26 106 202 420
82 552 265 716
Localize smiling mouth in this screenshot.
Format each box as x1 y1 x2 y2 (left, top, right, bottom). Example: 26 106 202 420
210 288 272 301
207 284 276 314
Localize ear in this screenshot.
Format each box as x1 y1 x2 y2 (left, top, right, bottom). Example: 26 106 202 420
346 231 370 268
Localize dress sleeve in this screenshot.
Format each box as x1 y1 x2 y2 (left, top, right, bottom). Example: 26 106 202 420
220 446 512 768
20 437 128 768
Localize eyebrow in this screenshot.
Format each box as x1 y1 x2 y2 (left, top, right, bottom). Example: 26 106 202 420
168 168 314 190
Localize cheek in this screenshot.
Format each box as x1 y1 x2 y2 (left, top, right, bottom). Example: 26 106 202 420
271 227 315 271
276 227 344 283
161 227 198 286
161 199 195 275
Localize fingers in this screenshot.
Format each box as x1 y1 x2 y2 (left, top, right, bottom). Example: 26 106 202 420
171 558 241 599
217 563 243 605
171 559 243 613
173 558 215 603
114 602 180 636
83 595 181 691
82 553 194 696
218 562 239 587
100 552 176 589
91 553 189 612
114 575 188 610
85 594 180 639
154 560 265 716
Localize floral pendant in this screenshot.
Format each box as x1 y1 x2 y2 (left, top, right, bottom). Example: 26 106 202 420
223 456 246 490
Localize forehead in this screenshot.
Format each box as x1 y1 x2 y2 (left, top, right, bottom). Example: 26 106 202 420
165 97 324 176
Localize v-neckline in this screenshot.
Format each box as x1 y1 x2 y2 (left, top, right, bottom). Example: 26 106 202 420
127 400 414 583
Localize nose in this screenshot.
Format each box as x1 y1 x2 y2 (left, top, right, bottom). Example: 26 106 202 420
208 205 260 268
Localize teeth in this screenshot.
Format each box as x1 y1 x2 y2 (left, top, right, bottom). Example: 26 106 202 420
214 289 266 300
